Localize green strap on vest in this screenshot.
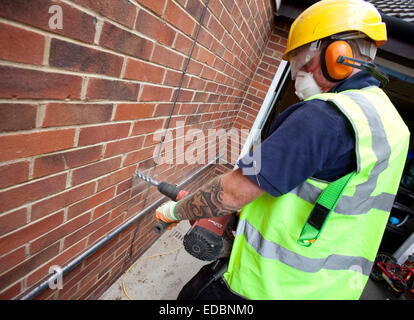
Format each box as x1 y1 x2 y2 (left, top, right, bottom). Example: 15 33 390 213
298 171 356 247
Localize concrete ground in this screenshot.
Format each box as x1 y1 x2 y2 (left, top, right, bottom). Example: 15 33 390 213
99 221 209 300
100 221 407 300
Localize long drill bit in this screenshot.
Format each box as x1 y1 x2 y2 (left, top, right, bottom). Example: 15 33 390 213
133 171 159 187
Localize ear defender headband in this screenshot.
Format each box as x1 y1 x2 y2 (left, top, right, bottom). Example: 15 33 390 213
320 40 354 82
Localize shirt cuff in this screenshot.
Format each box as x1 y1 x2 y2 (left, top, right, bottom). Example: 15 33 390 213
237 157 283 197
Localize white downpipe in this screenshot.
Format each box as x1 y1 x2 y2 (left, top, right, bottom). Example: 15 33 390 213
235 60 289 168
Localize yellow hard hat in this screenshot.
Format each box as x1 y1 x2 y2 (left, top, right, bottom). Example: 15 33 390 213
282 0 387 60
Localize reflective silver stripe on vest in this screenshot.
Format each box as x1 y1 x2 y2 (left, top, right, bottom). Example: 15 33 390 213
291 180 395 215
237 219 373 276
290 90 395 215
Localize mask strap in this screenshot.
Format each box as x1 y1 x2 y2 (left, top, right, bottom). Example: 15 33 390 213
309 62 320 74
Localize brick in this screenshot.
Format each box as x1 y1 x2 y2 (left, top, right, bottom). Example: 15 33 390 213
138 0 166 16
116 178 132 195
0 211 63 256
124 146 156 166
87 214 123 246
1 243 61 298
173 33 194 56
0 208 27 236
27 239 87 287
164 1 196 37
104 136 144 158
246 93 263 105
67 186 116 219
77 275 99 299
97 165 136 192
0 161 30 189
193 91 209 102
208 0 223 18
251 80 269 93
0 66 82 100
174 88 194 102
100 22 153 60
0 104 37 133
180 103 198 115
123 59 165 83
140 84 173 102
222 0 235 13
78 123 131 146
186 60 203 76
0 129 76 162
186 0 204 20
93 190 130 219
200 26 216 50
163 69 185 87
58 262 90 297
114 103 155 121
153 103 176 117
0 173 67 214
0 0 96 43
86 78 140 101
0 22 44 65
71 0 137 29
132 118 165 136
49 39 123 77
135 9 176 46
0 282 22 300
220 7 234 33
213 57 226 72
151 44 184 70
33 145 103 178
57 279 80 300
262 55 280 67
31 182 96 221
168 116 187 129
197 46 215 67
201 65 217 81
186 114 201 125
207 16 224 41
29 212 90 255
42 103 113 127
0 247 25 276
71 157 122 186
63 215 109 250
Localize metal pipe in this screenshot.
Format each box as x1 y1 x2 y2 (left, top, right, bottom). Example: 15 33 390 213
20 154 223 300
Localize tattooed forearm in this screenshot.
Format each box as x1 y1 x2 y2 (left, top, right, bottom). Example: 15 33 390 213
175 176 238 220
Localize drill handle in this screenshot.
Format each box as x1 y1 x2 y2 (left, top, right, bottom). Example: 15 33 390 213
157 182 189 201
154 184 189 233
154 220 171 234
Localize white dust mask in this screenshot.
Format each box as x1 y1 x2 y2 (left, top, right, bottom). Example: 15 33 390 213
294 71 322 100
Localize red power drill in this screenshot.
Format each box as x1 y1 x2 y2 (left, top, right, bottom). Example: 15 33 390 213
134 171 236 261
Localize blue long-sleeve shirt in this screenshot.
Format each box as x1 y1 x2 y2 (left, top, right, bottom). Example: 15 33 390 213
238 71 381 197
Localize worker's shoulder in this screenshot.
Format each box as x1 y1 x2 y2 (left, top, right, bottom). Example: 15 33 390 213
289 98 346 124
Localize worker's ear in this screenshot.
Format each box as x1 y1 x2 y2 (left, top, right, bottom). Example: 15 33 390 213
320 40 353 82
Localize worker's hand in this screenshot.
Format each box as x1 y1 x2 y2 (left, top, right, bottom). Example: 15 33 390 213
155 201 180 230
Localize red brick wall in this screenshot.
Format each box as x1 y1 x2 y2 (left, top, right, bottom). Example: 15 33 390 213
233 26 288 132
0 0 284 300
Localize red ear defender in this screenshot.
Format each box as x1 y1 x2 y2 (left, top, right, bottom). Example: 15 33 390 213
321 40 354 81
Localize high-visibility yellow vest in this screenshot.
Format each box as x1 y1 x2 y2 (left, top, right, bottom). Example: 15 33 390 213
223 87 410 299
